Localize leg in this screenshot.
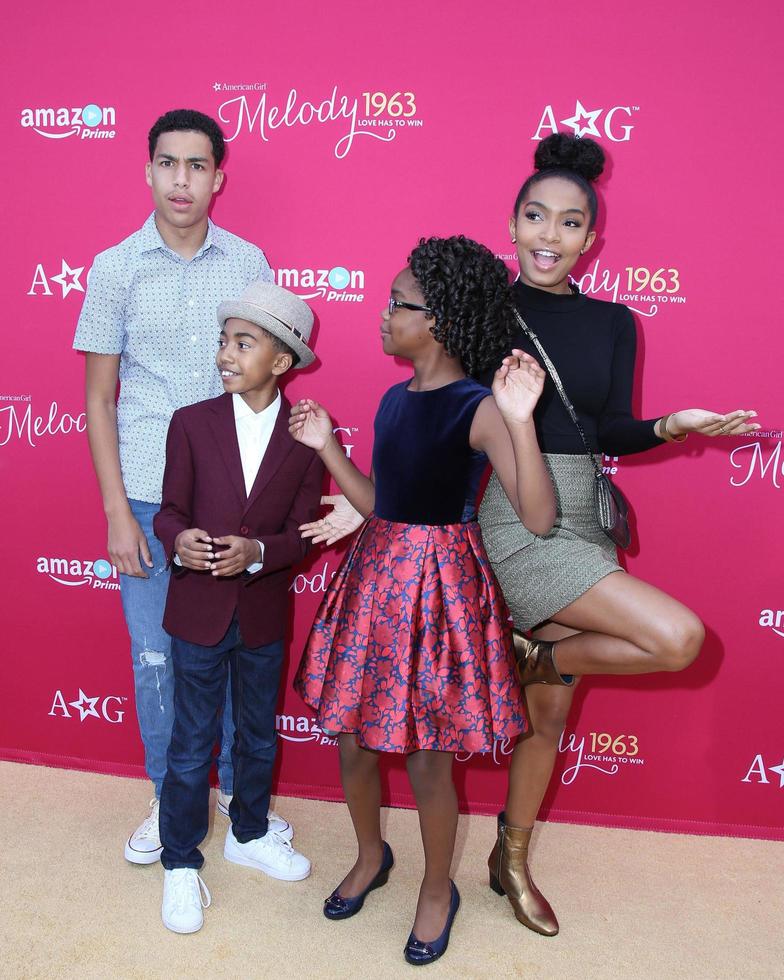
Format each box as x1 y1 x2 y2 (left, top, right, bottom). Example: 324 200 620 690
216 672 235 798
333 733 384 896
119 499 174 798
506 624 580 828
228 636 285 842
159 625 234 869
406 750 457 943
545 572 705 676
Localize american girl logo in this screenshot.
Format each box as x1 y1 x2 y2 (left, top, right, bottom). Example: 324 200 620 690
729 440 783 489
0 400 85 448
218 88 397 160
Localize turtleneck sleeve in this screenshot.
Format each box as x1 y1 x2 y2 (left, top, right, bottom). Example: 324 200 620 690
596 305 664 456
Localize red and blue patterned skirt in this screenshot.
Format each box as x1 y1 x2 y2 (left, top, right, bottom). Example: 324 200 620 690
294 516 526 754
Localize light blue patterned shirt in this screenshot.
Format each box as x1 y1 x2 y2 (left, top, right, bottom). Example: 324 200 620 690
73 212 272 503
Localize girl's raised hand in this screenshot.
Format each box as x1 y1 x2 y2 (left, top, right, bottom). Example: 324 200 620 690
492 349 546 424
299 494 365 544
289 398 334 452
667 408 760 438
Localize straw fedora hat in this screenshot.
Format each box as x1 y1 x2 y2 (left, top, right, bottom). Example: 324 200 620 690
217 280 315 368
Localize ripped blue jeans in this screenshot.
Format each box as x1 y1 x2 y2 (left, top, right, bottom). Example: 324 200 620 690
119 499 234 797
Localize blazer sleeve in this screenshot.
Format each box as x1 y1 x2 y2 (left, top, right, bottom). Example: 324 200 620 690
153 411 195 568
246 451 325 582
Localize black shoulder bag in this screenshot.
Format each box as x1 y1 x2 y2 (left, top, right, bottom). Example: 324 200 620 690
512 309 631 550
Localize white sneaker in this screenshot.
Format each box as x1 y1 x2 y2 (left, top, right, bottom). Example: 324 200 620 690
161 868 211 934
224 826 311 881
125 798 162 865
216 792 294 842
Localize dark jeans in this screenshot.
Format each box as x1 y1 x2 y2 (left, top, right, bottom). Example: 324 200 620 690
159 618 284 869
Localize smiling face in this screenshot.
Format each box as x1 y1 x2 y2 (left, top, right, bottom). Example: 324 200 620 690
510 175 596 294
379 267 437 362
145 130 224 238
217 318 292 402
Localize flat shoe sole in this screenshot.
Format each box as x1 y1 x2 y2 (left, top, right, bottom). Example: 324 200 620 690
224 847 311 881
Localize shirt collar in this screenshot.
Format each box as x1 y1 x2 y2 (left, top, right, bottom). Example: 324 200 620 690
138 212 224 258
232 390 281 424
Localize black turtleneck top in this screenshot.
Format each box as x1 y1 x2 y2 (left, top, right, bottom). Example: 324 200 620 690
480 281 664 456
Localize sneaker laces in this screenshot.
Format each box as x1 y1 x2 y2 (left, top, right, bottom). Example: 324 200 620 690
169 869 212 912
134 798 160 841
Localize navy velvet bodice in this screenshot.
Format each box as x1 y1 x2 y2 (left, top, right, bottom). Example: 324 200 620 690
372 378 491 525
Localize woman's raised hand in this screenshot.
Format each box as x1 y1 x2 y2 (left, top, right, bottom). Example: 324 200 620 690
667 409 760 438
289 398 334 452
299 494 365 544
492 349 546 424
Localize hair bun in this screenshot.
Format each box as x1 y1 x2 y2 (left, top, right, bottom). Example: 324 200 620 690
533 133 605 182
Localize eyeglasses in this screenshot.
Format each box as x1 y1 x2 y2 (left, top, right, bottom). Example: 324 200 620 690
388 297 433 316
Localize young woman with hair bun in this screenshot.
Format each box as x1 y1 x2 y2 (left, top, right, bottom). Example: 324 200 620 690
477 132 759 936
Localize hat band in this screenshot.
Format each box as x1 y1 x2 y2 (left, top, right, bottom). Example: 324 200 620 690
259 307 306 344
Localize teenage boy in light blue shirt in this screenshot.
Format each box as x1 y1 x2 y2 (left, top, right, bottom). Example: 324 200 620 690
74 108 293 863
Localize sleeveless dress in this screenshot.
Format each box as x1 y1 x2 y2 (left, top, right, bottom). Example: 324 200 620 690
294 377 526 755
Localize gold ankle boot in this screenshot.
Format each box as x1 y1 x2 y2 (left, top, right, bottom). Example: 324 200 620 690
512 630 574 687
488 812 559 936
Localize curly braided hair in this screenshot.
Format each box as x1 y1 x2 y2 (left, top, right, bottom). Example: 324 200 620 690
408 236 515 377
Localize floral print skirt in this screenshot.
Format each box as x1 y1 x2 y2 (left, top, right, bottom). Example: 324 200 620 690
294 516 526 754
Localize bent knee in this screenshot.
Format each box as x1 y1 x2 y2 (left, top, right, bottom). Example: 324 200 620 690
652 612 704 671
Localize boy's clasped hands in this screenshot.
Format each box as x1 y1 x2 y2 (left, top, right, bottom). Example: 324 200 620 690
173 529 262 576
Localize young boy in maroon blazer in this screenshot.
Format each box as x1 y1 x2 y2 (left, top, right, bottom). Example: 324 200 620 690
153 281 323 933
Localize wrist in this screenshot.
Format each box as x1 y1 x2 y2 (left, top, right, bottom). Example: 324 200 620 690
659 413 688 443
105 500 133 521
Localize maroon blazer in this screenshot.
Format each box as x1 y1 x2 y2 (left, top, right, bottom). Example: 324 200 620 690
154 392 324 647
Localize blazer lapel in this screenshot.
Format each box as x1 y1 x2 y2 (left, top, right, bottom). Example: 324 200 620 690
243 396 295 515
208 393 247 508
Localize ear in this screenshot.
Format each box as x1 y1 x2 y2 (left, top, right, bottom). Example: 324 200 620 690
508 215 517 240
145 161 153 188
581 230 597 254
272 351 294 376
213 168 225 194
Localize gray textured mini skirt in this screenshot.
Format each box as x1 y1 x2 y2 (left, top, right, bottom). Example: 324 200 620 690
478 454 623 631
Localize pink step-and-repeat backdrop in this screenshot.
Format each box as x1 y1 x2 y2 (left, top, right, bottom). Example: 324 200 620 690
2 2 781 840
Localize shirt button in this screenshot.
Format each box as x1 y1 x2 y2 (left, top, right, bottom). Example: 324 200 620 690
192 370 200 378
188 299 194 307
240 525 250 535
190 335 197 343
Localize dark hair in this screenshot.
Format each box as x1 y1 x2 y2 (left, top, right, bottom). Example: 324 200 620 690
513 133 605 229
261 326 299 369
148 109 226 167
408 235 515 377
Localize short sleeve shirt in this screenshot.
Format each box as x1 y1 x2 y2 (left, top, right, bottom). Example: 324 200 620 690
73 212 273 503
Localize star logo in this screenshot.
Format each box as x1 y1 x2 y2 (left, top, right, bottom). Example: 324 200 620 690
561 100 603 138
213 82 223 92
68 688 100 722
769 759 784 788
50 259 85 298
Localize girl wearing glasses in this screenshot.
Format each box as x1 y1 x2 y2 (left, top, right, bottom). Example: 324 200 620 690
477 132 759 936
289 235 555 966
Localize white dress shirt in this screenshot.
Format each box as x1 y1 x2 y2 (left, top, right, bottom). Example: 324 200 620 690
174 390 281 572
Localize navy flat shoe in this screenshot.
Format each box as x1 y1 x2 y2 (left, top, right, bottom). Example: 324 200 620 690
403 880 461 966
323 842 394 920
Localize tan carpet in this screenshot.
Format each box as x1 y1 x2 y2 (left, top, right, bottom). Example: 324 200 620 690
0 761 779 980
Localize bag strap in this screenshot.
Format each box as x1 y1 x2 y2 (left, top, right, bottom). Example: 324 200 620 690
512 308 604 480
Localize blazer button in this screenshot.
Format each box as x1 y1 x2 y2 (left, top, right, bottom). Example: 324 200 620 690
240 525 250 535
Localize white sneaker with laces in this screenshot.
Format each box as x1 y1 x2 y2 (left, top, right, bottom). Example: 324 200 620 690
216 792 294 842
224 826 311 881
125 797 162 865
161 868 211 934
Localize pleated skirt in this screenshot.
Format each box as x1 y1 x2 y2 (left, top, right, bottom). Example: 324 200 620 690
294 516 526 754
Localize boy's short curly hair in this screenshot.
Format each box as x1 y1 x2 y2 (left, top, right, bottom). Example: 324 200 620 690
148 109 226 167
408 235 515 377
